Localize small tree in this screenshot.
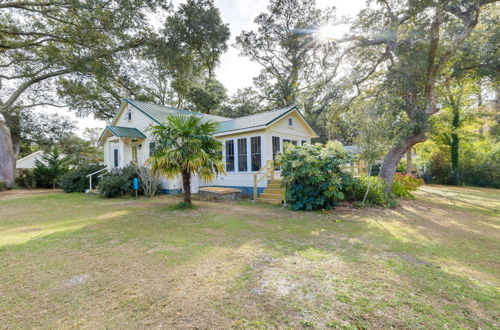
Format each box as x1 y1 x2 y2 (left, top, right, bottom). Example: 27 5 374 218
148 115 224 205
33 149 69 189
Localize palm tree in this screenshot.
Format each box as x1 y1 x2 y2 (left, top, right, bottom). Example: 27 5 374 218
148 115 225 205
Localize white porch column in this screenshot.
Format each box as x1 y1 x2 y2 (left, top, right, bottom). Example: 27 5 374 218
118 138 125 168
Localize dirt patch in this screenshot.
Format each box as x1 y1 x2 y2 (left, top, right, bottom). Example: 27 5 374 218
64 274 90 287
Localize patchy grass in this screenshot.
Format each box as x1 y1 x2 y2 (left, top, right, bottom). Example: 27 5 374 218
0 186 499 329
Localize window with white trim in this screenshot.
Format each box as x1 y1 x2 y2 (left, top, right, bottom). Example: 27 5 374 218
237 138 247 172
251 136 261 171
272 136 280 161
225 140 235 172
288 118 293 126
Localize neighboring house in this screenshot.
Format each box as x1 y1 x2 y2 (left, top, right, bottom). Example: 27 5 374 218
98 99 318 196
16 150 45 172
16 150 67 175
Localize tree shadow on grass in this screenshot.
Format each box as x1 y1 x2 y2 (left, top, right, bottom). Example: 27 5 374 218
1 192 499 328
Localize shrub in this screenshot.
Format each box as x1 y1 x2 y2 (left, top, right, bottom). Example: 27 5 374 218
0 181 4 192
134 165 161 197
60 164 104 193
392 173 424 199
276 142 351 211
343 176 392 207
15 169 36 188
99 165 143 198
33 149 69 188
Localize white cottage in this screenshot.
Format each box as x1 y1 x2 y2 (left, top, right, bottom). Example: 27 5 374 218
98 99 318 201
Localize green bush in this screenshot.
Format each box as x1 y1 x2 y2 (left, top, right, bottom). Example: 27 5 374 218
392 173 424 199
0 181 4 192
276 142 351 211
33 149 69 188
15 169 36 188
421 142 499 188
343 175 393 207
60 164 104 193
99 165 142 198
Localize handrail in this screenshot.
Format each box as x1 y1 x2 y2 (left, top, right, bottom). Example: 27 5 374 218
253 160 274 201
87 167 108 191
86 167 108 178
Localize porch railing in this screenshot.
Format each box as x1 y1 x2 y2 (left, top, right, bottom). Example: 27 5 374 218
87 167 108 191
253 160 275 201
341 160 368 176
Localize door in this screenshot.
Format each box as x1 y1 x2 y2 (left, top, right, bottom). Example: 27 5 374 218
113 149 119 168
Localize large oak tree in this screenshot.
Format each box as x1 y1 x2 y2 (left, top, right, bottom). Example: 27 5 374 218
0 0 168 185
342 0 498 189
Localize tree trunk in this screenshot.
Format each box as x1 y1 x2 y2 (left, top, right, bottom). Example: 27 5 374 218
362 163 372 205
181 169 191 204
450 104 460 185
379 132 426 191
450 133 459 185
0 120 16 187
406 150 413 174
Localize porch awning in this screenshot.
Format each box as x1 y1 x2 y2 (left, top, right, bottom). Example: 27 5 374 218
99 125 147 142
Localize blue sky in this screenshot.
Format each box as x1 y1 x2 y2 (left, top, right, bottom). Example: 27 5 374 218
41 0 365 131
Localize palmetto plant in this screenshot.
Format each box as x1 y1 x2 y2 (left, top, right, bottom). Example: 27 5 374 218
148 115 225 204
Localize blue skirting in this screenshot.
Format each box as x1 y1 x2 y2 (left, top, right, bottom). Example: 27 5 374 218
161 186 264 197
208 186 265 197
161 188 182 195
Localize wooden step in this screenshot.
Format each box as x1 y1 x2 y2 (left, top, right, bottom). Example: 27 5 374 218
263 188 285 194
268 179 282 185
259 192 284 199
257 197 283 205
266 183 283 189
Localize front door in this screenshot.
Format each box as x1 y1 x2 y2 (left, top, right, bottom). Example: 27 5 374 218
113 149 119 168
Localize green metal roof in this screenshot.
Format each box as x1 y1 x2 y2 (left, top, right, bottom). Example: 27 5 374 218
215 106 296 134
123 99 305 135
105 126 146 139
124 99 230 124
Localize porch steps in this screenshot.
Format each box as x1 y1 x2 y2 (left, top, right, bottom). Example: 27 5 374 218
256 179 285 205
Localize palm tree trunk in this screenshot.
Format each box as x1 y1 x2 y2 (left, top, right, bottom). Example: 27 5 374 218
181 169 191 204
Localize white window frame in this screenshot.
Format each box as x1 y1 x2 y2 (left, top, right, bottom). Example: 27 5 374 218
222 134 263 173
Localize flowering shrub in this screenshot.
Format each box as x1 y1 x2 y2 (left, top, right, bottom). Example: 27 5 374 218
392 173 424 199
276 142 351 211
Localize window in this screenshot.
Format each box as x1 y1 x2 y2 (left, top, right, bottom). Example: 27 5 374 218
251 136 261 171
225 140 235 172
237 138 247 171
288 118 293 126
113 149 119 168
149 142 156 157
291 140 298 145
132 146 138 163
302 140 307 145
126 110 132 121
272 136 280 161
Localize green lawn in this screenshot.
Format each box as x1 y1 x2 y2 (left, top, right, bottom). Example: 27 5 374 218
0 185 499 329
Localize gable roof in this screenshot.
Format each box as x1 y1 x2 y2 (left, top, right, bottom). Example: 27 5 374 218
106 99 318 139
121 99 230 125
99 126 146 142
